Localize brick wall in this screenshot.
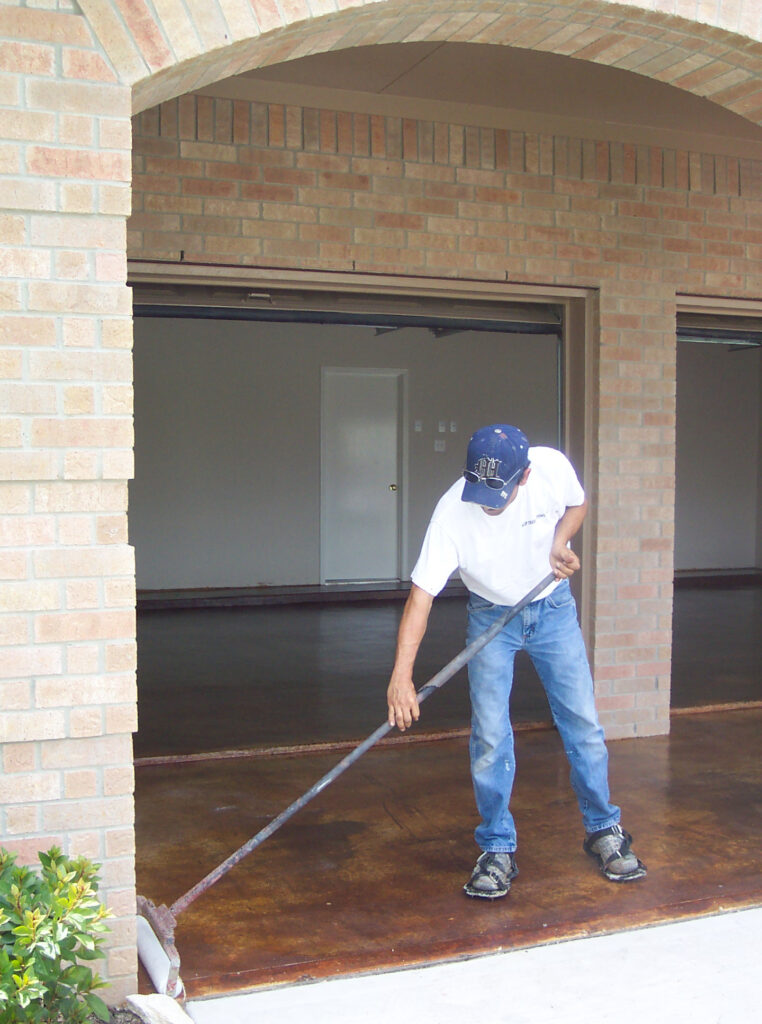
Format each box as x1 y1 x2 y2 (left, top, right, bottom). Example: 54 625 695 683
130 94 762 742
0 1 136 1001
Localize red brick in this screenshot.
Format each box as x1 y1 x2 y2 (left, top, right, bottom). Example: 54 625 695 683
0 40 55 75
0 7 91 46
27 147 130 182
62 49 117 83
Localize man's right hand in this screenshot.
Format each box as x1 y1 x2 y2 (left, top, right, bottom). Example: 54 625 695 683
387 674 420 731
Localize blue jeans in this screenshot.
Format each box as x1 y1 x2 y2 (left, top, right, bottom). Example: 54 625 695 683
466 579 620 852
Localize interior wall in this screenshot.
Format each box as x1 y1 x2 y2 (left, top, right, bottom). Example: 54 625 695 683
130 316 559 590
675 340 761 571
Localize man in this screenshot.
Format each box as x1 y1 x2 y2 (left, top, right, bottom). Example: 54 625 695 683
387 424 645 897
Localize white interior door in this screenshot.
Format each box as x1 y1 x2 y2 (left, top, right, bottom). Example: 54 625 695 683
321 368 403 583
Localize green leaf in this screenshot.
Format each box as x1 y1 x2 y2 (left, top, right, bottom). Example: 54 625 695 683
75 946 104 961
83 992 111 1022
0 846 111 1022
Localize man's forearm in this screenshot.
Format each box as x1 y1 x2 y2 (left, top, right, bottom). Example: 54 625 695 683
387 583 434 729
393 584 433 674
551 500 587 577
554 500 587 546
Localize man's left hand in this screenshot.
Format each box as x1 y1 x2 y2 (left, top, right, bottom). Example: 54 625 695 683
550 544 580 579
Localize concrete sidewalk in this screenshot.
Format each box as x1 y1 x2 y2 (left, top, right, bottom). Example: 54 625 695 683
185 905 761 1024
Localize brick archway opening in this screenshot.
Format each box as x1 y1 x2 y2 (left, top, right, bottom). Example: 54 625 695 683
4 0 762 1004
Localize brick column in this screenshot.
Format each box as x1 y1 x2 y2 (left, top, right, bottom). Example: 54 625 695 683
591 281 676 737
0 5 138 1001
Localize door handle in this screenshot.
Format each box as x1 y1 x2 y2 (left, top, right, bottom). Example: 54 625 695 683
389 484 398 492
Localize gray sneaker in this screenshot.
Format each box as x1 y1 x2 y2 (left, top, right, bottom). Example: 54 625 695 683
463 850 518 899
584 824 647 882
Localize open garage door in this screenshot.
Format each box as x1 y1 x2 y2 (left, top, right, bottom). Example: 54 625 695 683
128 281 574 759
130 283 566 598
675 311 762 576
672 309 762 713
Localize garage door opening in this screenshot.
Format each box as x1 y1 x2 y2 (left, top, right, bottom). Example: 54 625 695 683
672 311 762 712
129 283 569 760
128 284 762 1000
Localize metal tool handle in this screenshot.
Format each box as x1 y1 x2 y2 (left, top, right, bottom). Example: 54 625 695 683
170 571 556 917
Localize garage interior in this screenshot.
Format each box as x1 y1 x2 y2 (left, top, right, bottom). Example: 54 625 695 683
129 289 762 996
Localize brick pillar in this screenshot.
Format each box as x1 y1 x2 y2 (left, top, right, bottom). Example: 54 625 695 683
0 5 138 1002
591 281 676 737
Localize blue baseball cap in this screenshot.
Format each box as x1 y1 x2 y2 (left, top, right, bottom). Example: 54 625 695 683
461 424 530 509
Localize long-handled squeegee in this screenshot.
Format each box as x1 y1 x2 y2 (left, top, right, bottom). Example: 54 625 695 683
137 572 556 997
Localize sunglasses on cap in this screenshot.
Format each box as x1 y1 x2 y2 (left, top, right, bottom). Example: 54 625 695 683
463 461 525 491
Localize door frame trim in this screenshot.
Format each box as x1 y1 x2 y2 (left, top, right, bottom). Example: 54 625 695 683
129 258 589 304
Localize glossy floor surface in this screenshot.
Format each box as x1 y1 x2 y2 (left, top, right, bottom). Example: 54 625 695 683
134 584 762 997
135 584 762 759
134 708 762 998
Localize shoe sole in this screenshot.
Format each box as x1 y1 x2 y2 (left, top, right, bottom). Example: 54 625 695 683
600 861 648 882
584 846 648 882
463 883 510 898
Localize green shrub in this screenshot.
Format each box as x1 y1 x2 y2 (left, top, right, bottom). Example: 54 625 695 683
0 847 112 1024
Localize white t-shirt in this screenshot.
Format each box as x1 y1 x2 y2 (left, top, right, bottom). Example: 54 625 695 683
411 446 585 606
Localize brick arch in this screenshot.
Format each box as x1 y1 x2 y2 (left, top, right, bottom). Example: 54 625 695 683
81 0 762 126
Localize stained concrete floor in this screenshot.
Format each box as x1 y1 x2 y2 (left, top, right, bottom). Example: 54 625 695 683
133 583 762 999
134 584 762 760
135 709 762 999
